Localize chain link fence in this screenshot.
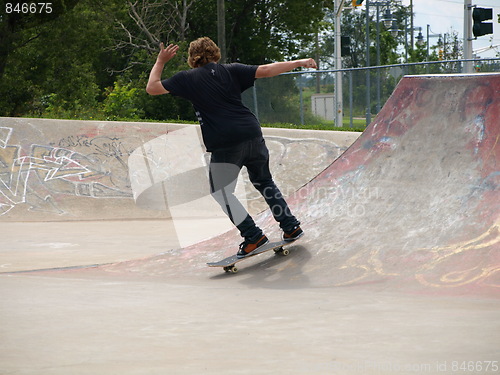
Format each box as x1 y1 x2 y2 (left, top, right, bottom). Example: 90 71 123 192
242 58 500 128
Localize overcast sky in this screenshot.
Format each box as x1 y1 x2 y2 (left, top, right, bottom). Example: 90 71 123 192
401 0 500 58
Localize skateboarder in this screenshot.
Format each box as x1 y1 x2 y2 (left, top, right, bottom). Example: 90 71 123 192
146 37 315 258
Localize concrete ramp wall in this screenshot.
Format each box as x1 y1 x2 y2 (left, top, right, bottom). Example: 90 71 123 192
99 74 500 297
0 119 183 221
0 117 358 222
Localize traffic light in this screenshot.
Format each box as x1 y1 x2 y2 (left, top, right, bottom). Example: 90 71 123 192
341 36 351 57
352 0 363 7
472 7 493 37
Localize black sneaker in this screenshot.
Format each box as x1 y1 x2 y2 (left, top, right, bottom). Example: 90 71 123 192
282 226 304 242
237 235 269 259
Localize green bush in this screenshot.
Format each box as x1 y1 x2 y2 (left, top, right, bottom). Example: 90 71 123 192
102 80 144 120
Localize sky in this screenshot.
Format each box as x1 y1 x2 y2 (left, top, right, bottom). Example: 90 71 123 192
400 0 500 58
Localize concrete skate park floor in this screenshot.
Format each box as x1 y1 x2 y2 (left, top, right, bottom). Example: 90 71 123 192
2 267 498 375
2 219 499 375
2 117 500 375
2 203 499 375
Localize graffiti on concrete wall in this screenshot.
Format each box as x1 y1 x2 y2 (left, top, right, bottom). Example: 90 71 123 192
0 126 133 217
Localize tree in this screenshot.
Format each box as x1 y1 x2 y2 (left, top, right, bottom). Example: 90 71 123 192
110 0 327 122
0 0 330 120
0 0 124 116
0 0 80 80
110 0 197 73
187 0 325 64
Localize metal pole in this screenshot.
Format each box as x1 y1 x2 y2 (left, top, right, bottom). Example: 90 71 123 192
410 0 414 50
349 71 353 128
315 31 321 94
334 0 344 127
463 0 473 73
365 0 371 125
426 24 430 61
426 24 430 74
376 4 381 113
404 18 408 64
217 0 227 63
299 83 304 126
252 85 259 120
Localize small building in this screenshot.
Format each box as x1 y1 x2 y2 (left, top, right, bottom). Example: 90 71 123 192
311 93 334 121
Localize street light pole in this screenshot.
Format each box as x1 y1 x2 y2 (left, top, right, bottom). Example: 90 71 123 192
217 0 227 63
410 0 414 50
365 0 371 125
374 1 393 113
334 0 345 127
426 25 441 73
463 0 473 73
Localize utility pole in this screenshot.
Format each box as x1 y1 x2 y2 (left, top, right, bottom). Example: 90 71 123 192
334 0 346 127
463 0 473 73
217 0 227 63
410 0 414 49
365 0 371 125
315 31 321 93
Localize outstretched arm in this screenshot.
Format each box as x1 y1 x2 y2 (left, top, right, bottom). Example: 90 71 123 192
146 43 179 95
255 58 317 79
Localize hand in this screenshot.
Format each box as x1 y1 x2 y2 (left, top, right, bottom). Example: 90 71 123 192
157 42 179 64
300 58 318 69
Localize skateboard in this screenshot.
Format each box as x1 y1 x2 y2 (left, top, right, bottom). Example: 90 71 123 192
207 238 299 274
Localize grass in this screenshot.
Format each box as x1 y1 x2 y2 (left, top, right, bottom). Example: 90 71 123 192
261 118 366 132
27 113 367 133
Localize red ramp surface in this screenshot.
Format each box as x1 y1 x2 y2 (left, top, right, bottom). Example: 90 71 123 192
102 74 499 296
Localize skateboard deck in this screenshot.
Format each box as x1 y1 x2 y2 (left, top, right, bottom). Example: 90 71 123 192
207 238 300 273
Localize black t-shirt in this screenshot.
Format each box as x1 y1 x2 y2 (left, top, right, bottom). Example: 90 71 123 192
162 62 261 151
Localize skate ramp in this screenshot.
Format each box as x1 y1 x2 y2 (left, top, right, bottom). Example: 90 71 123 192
99 74 499 297
0 118 352 224
0 118 357 271
127 125 350 247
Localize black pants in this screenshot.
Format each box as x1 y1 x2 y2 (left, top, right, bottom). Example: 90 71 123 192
209 136 299 240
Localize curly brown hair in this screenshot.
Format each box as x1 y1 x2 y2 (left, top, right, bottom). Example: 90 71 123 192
188 37 221 68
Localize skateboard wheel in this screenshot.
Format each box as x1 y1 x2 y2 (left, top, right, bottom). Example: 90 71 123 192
223 266 238 274
281 249 290 256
